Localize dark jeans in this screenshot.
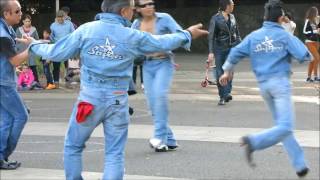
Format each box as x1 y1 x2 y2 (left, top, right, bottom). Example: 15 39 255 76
52 62 61 83
29 65 39 82
133 65 143 84
214 49 233 99
42 61 53 84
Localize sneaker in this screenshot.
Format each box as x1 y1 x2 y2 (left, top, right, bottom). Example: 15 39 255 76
314 77 320 82
168 144 179 151
241 136 256 168
225 95 233 102
296 167 309 178
0 160 21 170
141 84 144 90
45 83 56 90
149 138 168 152
129 107 134 116
306 77 314 83
218 98 226 106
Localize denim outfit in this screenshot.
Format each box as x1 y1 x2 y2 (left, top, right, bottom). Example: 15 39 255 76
0 18 29 162
132 13 184 146
30 13 191 180
208 12 241 100
50 20 75 83
223 21 312 172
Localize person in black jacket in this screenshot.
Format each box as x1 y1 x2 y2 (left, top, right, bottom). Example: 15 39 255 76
208 0 241 105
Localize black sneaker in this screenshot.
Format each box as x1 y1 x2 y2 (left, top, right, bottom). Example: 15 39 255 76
241 136 256 168
0 160 21 170
314 77 320 82
225 95 233 102
296 167 309 178
306 77 314 83
218 98 226 105
129 107 134 116
168 144 179 151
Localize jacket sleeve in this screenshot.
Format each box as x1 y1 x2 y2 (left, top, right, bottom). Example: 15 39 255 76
208 16 216 53
133 29 191 55
165 13 183 33
287 34 312 63
235 18 241 42
33 28 39 40
17 73 23 86
26 70 35 86
30 28 82 62
223 34 250 71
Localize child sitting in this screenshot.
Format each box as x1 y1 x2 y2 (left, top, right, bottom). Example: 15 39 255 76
17 64 37 91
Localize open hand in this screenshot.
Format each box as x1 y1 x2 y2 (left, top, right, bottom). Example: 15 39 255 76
15 35 34 45
219 72 232 86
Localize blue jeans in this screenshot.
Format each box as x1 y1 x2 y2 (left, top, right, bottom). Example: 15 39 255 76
143 59 177 146
0 85 28 161
214 49 232 99
42 61 53 84
64 71 129 180
248 76 307 171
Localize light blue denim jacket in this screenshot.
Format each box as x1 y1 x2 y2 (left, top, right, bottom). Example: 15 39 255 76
0 18 17 87
30 13 191 89
50 20 75 42
223 21 312 82
131 12 183 58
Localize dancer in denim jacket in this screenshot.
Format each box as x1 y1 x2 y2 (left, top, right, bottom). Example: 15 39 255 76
0 0 31 170
220 0 311 177
25 0 207 179
132 0 183 152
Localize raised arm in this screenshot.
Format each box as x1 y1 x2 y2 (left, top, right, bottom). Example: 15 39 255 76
29 28 82 62
134 23 208 55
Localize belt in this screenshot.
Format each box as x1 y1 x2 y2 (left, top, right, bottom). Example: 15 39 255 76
146 55 169 61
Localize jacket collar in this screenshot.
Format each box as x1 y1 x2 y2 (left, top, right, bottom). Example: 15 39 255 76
263 21 284 29
0 18 16 38
94 13 132 27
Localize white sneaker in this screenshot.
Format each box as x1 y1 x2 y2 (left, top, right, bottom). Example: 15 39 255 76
141 84 144 90
149 138 168 152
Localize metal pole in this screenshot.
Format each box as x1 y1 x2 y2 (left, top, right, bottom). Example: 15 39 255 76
56 0 59 12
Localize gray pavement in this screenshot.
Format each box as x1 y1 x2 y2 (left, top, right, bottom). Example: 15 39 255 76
1 54 319 180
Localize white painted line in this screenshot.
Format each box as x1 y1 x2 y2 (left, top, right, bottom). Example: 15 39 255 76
21 93 319 104
0 168 188 180
21 122 319 148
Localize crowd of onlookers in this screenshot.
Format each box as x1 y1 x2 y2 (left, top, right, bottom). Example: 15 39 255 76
15 6 80 91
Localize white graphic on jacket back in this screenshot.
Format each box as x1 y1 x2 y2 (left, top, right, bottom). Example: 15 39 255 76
88 37 123 60
254 36 283 53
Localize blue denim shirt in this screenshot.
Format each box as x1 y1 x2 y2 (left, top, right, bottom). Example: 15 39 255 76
50 20 75 42
223 21 312 82
0 18 17 87
30 13 191 89
131 12 184 58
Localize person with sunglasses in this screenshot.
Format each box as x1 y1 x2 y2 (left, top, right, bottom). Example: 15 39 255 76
0 0 31 170
132 0 185 152
219 0 311 177
24 0 208 179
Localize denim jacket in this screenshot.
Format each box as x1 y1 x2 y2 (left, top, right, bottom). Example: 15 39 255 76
0 18 17 87
30 13 191 89
223 21 312 82
50 20 75 42
131 12 183 59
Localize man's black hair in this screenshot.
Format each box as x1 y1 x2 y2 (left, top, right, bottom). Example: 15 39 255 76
264 0 284 22
61 6 70 14
101 0 132 14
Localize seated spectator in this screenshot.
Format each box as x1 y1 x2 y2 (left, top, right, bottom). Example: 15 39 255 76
17 64 37 91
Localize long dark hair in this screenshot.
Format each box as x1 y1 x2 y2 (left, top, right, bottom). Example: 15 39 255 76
219 0 232 11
